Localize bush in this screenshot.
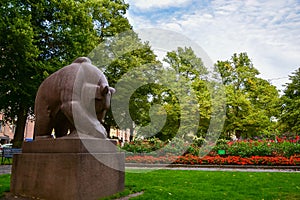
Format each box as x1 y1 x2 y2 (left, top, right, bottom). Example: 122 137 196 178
121 136 300 158
275 141 300 157
213 138 300 158
122 137 165 154
192 136 207 147
121 137 193 156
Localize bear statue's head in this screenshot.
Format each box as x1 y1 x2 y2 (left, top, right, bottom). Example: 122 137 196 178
95 84 115 124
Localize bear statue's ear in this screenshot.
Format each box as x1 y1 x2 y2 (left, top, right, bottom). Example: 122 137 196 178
109 87 116 94
102 86 109 95
102 86 115 95
72 57 91 64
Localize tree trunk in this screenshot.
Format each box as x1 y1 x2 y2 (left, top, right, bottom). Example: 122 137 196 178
235 130 242 140
13 109 27 148
104 123 111 138
129 128 134 142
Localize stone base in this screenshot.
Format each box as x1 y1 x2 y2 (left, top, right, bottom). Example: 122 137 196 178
10 138 125 200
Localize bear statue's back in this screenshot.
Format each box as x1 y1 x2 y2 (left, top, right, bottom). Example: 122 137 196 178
34 57 114 139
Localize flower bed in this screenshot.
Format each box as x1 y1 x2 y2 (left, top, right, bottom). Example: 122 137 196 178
123 136 300 165
121 136 300 158
126 154 300 166
219 137 300 158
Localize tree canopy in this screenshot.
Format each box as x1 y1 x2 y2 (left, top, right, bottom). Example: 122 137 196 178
1 0 298 145
215 53 281 139
89 30 161 139
163 47 211 139
0 0 131 146
280 67 300 133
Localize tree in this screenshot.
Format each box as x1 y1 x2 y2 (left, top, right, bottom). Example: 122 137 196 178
164 47 208 81
162 47 210 140
0 0 42 146
215 53 280 139
0 0 131 146
89 30 161 140
280 67 300 133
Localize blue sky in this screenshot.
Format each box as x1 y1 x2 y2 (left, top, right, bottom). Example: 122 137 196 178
124 0 300 91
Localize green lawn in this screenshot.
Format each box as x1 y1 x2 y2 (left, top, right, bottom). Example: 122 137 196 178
1 170 300 200
0 174 10 197
117 169 300 200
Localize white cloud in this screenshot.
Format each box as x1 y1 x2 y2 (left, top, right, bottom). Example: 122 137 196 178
126 0 192 10
125 0 300 91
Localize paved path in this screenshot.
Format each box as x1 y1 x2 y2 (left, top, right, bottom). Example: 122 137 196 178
1 164 300 175
0 165 12 175
125 163 300 173
127 166 300 173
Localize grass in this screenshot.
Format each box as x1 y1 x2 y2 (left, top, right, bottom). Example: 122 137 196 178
105 169 300 200
0 159 13 165
0 174 10 198
1 170 300 200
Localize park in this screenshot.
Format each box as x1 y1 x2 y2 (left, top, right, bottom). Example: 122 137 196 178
1 0 300 199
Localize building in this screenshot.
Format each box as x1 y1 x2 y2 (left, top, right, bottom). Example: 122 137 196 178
110 128 136 146
0 113 34 144
0 112 133 145
0 113 14 144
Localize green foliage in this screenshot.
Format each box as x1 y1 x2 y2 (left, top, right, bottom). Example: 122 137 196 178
192 136 207 147
215 53 281 139
132 84 181 141
162 47 211 139
122 138 165 154
163 137 189 155
213 139 300 158
122 137 300 158
0 0 131 144
275 141 300 158
164 47 208 80
90 30 161 137
280 67 300 133
96 45 210 142
121 137 190 156
224 141 273 157
0 0 41 120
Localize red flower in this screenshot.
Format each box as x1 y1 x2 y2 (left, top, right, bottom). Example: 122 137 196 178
125 153 300 166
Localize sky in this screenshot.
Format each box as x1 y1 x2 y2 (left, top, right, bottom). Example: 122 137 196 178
124 0 300 92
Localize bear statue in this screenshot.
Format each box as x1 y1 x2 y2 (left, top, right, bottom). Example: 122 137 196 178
34 57 115 139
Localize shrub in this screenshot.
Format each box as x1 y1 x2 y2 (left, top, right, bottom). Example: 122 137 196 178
121 137 190 156
122 138 165 154
212 138 300 158
121 136 300 158
192 136 207 147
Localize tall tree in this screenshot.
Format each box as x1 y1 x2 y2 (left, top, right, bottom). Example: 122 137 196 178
0 0 42 146
280 67 300 133
90 30 161 140
164 47 208 81
215 53 280 139
0 0 131 146
162 47 210 140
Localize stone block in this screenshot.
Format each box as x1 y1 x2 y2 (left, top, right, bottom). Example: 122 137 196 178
22 138 118 153
10 138 125 200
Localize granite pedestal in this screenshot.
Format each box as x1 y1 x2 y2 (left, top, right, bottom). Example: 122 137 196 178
10 137 125 200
